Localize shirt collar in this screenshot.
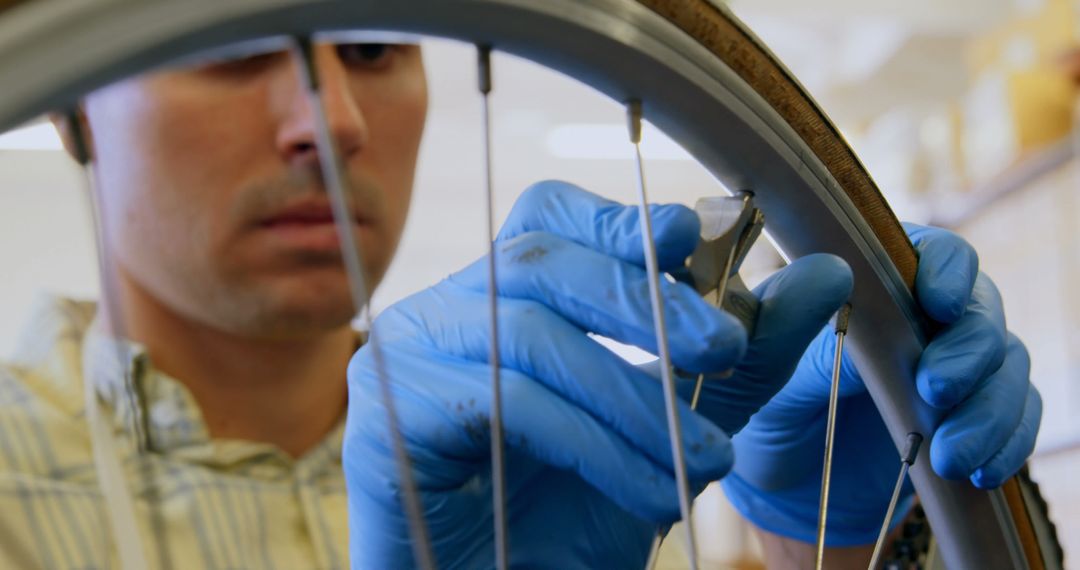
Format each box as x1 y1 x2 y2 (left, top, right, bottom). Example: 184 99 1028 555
14 295 347 476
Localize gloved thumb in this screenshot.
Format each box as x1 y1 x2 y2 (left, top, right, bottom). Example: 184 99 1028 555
695 253 853 435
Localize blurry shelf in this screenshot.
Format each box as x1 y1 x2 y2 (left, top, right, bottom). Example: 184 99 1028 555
930 136 1078 229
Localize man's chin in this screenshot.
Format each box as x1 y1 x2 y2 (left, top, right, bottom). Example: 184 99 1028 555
207 268 380 339
253 300 358 339
202 290 357 340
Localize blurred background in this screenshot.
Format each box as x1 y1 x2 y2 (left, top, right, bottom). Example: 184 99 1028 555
0 0 1077 567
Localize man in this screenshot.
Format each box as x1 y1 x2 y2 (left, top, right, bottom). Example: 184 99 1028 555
0 39 1038 569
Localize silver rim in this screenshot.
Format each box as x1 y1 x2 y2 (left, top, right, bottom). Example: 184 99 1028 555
0 0 1041 567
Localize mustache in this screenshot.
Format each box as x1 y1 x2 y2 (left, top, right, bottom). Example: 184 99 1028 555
230 167 385 225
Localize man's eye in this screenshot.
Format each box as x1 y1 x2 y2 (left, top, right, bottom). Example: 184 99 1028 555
336 43 396 69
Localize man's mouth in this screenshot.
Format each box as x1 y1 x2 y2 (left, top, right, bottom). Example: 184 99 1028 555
258 199 371 252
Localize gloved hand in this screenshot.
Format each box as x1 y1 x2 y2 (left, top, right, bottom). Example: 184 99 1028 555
344 180 851 568
721 223 1042 546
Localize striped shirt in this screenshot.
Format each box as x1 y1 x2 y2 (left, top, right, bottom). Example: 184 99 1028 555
0 296 350 569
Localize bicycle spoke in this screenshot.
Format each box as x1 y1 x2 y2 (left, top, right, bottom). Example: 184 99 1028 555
868 433 923 569
816 303 852 569
477 44 509 570
644 534 664 570
66 108 154 570
645 192 763 569
626 100 699 570
64 110 148 454
689 374 705 410
646 239 736 569
289 37 436 570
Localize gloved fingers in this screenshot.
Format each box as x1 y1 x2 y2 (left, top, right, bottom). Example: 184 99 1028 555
495 371 732 524
450 231 747 373
344 345 489 492
708 329 844 453
696 254 853 435
929 333 1031 481
351 353 732 523
496 180 701 271
970 385 1042 489
916 273 1007 409
727 386 888 494
729 402 831 491
903 223 980 324
748 324 867 417
353 306 733 519
728 392 907 525
346 345 691 488
417 289 729 476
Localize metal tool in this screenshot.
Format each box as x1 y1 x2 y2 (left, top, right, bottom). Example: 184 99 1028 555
685 192 764 398
685 193 764 331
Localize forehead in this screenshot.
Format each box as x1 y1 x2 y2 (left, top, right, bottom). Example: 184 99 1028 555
84 41 426 126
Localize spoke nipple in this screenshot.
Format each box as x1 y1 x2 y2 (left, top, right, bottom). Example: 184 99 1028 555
477 44 493 95
833 303 852 335
626 99 643 144
902 432 923 465
62 107 91 166
290 36 320 92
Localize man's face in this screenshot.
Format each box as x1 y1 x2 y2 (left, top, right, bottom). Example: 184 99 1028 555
82 43 428 338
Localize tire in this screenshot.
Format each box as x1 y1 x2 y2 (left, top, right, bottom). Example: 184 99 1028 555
0 0 1062 567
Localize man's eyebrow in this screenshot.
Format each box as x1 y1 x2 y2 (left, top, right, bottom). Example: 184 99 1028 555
317 30 424 47
173 32 423 71
170 36 293 70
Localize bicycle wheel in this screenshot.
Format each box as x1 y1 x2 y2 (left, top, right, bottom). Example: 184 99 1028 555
0 0 1062 568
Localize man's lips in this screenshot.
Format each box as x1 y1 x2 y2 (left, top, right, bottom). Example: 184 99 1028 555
260 201 366 227
257 201 371 252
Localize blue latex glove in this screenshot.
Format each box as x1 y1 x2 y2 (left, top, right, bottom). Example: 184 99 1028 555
344 180 851 568
721 223 1043 546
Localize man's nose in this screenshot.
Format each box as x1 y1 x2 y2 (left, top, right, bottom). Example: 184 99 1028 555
276 44 368 169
